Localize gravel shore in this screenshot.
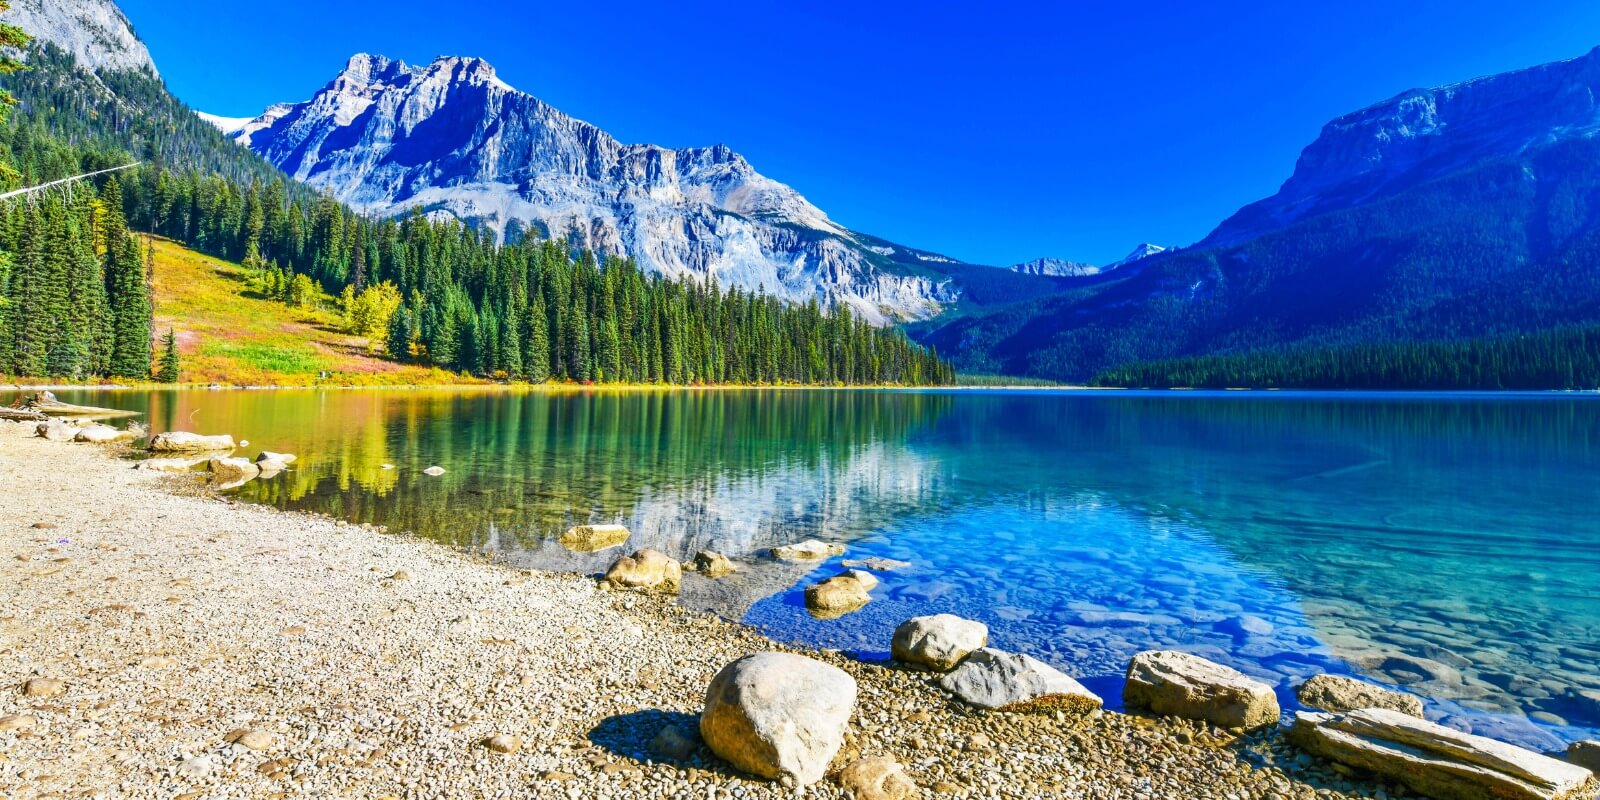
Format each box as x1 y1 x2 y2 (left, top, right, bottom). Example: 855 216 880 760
0 422 1407 799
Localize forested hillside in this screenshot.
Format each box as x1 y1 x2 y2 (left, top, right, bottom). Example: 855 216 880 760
0 26 951 385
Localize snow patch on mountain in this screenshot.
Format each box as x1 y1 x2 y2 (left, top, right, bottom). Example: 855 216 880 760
1 0 157 76
1106 243 1167 269
224 53 951 323
196 111 253 135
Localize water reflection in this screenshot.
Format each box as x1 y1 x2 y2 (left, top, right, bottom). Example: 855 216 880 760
53 388 1600 749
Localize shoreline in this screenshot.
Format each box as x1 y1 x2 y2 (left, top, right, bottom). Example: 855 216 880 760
0 423 1418 798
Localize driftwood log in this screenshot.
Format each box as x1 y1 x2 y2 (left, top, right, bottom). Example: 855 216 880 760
0 406 47 422
18 391 136 418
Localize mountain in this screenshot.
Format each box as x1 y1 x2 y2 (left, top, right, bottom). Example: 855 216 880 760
912 46 1600 384
1 0 155 77
213 54 957 324
1009 257 1101 277
1105 243 1167 269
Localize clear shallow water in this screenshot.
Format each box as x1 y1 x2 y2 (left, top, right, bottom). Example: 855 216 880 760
53 388 1600 750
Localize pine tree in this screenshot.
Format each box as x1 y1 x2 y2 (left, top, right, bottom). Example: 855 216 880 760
386 305 413 361
524 292 550 383
156 328 180 382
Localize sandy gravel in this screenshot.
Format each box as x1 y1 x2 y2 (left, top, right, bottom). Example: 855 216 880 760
0 421 1405 799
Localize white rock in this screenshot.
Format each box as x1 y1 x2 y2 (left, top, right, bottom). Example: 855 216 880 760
892 614 988 671
423 466 446 476
35 420 77 441
700 652 856 786
1288 708 1595 800
255 451 297 464
72 424 124 443
841 568 879 590
939 648 1102 713
1123 650 1279 730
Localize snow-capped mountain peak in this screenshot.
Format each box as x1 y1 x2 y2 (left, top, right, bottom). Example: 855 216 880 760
219 54 947 321
1106 243 1167 269
1009 257 1101 277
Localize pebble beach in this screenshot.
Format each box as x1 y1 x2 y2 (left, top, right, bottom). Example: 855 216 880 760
0 421 1429 799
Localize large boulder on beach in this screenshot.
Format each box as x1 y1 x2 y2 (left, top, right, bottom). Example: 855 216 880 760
35 420 77 441
892 614 988 672
560 524 631 552
603 549 681 593
149 431 235 452
700 652 856 786
771 540 846 561
940 648 1102 714
1124 650 1279 730
1297 674 1423 718
1289 708 1595 800
804 574 872 619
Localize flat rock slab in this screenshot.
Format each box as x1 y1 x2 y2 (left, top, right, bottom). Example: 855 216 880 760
1297 674 1423 718
149 431 235 452
560 524 630 553
1289 708 1596 800
1124 650 1279 730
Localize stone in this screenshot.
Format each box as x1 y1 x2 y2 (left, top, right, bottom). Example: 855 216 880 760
483 734 522 754
73 424 125 444
842 568 879 590
842 557 912 572
149 431 236 452
1567 741 1600 773
136 457 207 472
603 549 682 593
700 652 856 786
559 524 631 553
692 550 736 578
771 539 846 561
1297 674 1424 718
35 420 77 441
255 451 297 464
892 614 989 672
225 728 274 750
175 753 218 780
650 724 700 760
836 757 919 800
20 677 65 697
0 714 37 731
1288 708 1595 800
208 457 261 485
422 466 446 476
939 648 1102 713
1124 650 1280 730
388 570 412 581
804 574 872 619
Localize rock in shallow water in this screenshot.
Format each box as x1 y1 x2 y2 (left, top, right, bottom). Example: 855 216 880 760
692 550 735 578
1124 650 1279 730
892 614 988 672
560 524 630 553
149 431 235 452
1567 740 1600 773
603 549 681 593
771 539 846 561
805 574 872 619
1297 674 1424 717
700 652 856 786
1288 708 1595 800
939 648 1101 713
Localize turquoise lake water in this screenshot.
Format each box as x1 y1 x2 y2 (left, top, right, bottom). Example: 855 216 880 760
55 388 1600 751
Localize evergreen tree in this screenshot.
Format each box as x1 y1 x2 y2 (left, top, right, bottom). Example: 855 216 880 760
524 292 550 383
156 328 180 382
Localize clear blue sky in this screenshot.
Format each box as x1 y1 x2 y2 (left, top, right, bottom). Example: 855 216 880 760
120 0 1600 266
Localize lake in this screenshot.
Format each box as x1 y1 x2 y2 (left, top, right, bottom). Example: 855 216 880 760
54 387 1600 751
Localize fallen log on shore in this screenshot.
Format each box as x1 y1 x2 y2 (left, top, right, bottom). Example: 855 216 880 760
18 391 137 418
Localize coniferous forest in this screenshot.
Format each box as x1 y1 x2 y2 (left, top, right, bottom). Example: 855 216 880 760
0 34 952 386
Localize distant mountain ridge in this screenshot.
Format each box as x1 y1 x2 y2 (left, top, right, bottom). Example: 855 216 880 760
214 53 961 324
913 46 1600 383
1 0 156 77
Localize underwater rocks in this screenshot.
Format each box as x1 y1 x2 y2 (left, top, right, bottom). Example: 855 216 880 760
560 524 631 553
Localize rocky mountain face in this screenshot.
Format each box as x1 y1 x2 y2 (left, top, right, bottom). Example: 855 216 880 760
1207 46 1600 247
219 54 957 324
1009 257 1101 277
0 0 156 76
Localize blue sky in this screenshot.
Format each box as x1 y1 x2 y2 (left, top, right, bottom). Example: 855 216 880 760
121 0 1600 266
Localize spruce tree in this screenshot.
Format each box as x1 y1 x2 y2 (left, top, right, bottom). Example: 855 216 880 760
524 292 550 383
156 329 180 382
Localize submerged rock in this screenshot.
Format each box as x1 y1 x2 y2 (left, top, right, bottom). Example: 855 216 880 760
771 540 846 561
603 549 681 593
805 574 872 619
700 652 856 786
892 614 988 672
1124 650 1279 730
692 550 736 578
940 648 1102 714
560 524 631 553
842 557 912 572
1297 674 1424 718
149 431 235 452
1289 708 1595 800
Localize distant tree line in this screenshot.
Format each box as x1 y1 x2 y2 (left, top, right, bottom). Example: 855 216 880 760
0 37 952 385
1093 327 1600 390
